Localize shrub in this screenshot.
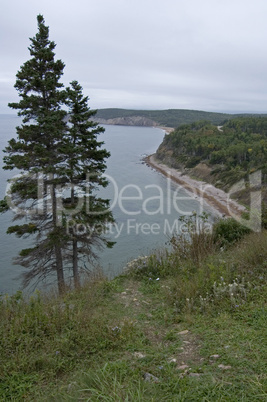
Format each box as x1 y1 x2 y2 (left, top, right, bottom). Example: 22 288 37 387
185 156 202 168
213 218 251 248
170 212 216 265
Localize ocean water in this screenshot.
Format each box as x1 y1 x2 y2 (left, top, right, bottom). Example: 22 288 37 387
0 116 216 294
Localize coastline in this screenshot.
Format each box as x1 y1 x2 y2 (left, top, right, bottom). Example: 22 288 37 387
145 154 246 218
156 126 175 134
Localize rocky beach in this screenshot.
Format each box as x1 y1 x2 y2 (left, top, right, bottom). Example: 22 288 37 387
146 154 246 218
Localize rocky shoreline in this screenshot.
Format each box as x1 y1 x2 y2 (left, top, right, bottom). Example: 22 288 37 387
95 116 157 127
145 154 246 218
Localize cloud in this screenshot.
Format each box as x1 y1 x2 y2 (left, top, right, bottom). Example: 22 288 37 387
1 0 267 113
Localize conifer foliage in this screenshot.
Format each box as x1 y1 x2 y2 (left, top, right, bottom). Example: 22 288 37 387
62 80 114 289
2 15 113 293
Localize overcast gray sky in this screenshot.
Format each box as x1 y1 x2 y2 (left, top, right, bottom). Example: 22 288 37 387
1 0 267 113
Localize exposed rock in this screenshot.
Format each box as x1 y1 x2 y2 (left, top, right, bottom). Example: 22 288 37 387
210 354 220 359
143 372 160 383
178 330 189 335
134 352 146 359
95 116 157 127
168 357 177 363
177 364 189 370
218 364 232 370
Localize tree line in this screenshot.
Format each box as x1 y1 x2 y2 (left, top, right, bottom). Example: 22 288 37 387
156 118 267 225
96 108 267 128
157 118 267 180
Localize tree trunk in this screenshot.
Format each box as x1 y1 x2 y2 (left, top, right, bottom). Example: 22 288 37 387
55 243 65 294
52 180 65 294
71 186 80 288
73 238 80 289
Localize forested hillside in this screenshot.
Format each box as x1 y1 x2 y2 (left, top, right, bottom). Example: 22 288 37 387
156 117 267 219
96 108 267 128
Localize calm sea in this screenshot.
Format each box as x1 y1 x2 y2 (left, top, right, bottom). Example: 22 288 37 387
0 115 217 294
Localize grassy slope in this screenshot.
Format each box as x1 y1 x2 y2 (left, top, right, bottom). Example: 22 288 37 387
1 229 266 401
95 108 267 128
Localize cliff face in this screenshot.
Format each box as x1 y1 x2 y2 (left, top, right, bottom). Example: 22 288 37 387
95 115 157 127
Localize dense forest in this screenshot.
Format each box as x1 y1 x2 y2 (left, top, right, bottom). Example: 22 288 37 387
96 108 267 128
156 117 267 220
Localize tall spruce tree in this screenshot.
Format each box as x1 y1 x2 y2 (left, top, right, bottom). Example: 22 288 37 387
61 80 114 288
2 15 113 293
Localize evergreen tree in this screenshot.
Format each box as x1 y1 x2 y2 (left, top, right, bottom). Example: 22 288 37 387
61 80 114 288
2 15 114 293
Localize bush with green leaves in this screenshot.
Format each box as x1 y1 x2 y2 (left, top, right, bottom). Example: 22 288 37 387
213 218 251 248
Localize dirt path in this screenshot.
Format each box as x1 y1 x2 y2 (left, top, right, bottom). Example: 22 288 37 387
115 280 203 377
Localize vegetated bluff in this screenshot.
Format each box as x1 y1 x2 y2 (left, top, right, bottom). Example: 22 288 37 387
155 117 267 218
95 108 267 128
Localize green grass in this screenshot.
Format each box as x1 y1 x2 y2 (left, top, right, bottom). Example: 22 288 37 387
0 228 266 401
